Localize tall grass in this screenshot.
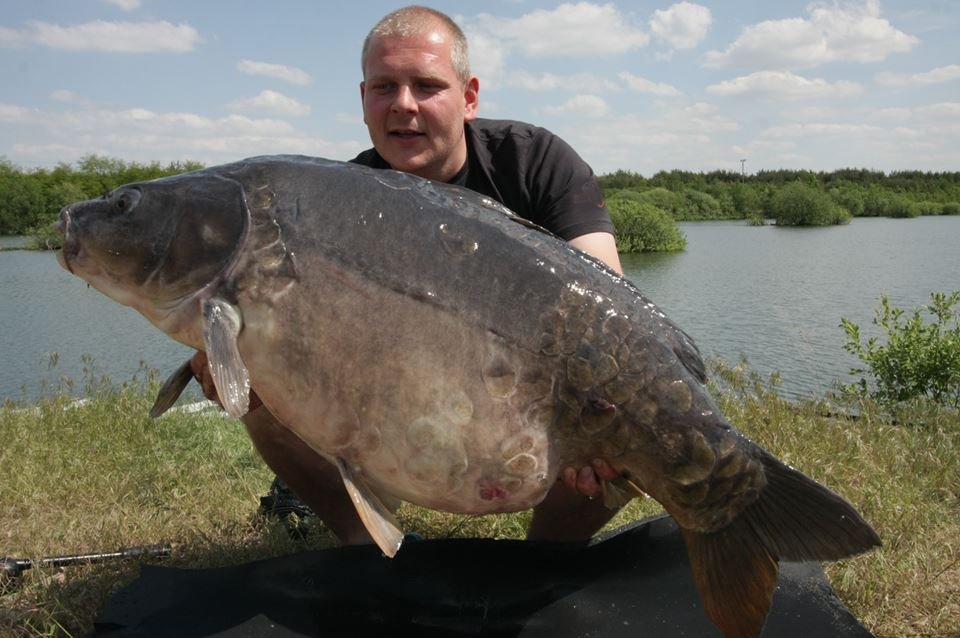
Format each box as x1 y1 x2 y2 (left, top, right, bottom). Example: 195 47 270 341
1 363 957 637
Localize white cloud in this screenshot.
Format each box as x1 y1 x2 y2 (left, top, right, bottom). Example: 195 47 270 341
649 2 712 50
733 139 798 156
580 103 737 148
0 102 35 123
781 105 842 120
617 72 681 96
706 71 862 100
705 0 917 70
672 102 740 132
0 102 362 166
236 59 311 86
50 90 96 108
762 122 883 139
875 64 960 87
504 70 617 92
479 99 502 115
0 20 199 53
101 0 141 11
467 3 649 58
565 102 741 173
873 106 913 122
915 102 960 120
0 26 29 48
227 90 311 117
462 30 507 86
335 112 363 126
543 94 609 118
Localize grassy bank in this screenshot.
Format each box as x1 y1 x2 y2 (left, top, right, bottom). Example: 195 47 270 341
1 366 957 637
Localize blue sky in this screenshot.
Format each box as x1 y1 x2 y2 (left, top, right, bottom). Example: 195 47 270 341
1 0 957 175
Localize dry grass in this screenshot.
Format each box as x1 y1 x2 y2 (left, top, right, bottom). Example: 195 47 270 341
710 361 960 638
1 363 957 637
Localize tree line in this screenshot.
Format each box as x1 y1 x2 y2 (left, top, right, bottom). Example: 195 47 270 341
0 155 203 236
601 167 960 250
1 156 958 250
600 168 960 222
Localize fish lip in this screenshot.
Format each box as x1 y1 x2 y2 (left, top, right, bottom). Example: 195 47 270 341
55 207 78 274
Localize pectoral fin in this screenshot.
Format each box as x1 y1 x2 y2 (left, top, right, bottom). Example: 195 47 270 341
201 298 249 419
335 457 404 557
149 358 195 418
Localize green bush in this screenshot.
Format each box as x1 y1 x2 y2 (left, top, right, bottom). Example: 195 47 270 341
886 195 921 218
605 188 644 203
680 188 723 219
828 185 865 217
636 187 683 219
729 183 764 219
841 292 960 409
942 202 960 215
860 188 925 218
607 197 686 253
770 182 851 226
705 184 737 218
912 201 944 216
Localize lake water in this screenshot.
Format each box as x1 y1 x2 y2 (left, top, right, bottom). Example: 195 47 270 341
1 216 958 403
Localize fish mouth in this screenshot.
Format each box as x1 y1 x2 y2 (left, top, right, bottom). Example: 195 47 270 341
55 207 78 274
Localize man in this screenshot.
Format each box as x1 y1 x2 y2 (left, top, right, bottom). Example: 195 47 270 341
354 6 622 274
193 5 625 545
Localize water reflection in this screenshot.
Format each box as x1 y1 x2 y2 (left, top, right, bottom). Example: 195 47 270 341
622 217 960 399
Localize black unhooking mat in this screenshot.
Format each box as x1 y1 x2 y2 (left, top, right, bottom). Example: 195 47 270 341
93 515 873 637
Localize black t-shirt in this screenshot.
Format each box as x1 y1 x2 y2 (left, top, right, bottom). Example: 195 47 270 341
349 118 614 241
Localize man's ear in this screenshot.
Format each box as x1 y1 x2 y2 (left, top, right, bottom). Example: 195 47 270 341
464 76 479 121
360 81 367 124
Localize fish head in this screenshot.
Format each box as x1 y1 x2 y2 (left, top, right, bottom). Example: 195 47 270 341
56 171 247 329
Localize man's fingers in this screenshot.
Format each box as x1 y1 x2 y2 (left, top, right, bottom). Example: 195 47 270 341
188 350 208 378
189 350 221 404
558 460 618 498
592 458 619 482
576 465 600 497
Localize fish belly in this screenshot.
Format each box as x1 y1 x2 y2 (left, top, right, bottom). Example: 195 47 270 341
235 269 567 515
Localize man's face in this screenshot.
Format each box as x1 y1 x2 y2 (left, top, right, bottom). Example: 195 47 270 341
361 29 478 182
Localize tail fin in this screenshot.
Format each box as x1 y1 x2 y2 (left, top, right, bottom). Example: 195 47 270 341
681 521 778 638
680 454 881 638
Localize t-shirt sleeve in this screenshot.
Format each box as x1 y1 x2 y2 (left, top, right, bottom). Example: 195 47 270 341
349 148 387 167
524 131 614 241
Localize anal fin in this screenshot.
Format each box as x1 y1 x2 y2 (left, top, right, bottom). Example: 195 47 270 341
335 457 404 557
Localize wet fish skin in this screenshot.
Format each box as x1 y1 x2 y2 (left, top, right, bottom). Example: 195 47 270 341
57 155 880 638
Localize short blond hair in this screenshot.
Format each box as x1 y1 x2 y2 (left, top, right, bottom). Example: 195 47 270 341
361 5 471 86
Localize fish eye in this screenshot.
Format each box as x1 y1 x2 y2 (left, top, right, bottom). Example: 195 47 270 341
114 188 142 213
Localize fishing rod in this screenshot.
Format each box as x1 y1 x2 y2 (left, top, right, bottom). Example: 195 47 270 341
1 544 171 590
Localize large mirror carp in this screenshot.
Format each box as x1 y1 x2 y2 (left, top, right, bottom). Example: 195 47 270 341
57 155 879 638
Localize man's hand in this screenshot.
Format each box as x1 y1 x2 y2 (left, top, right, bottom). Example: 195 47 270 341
189 350 262 411
561 459 620 498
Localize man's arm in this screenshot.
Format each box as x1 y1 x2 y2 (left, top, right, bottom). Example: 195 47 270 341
568 231 622 274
